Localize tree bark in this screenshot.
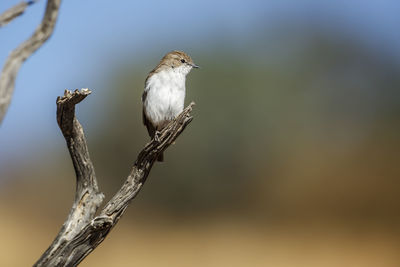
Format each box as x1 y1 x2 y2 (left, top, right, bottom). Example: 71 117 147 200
34 89 195 267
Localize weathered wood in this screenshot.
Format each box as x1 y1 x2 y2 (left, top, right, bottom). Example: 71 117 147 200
34 89 194 266
0 0 61 124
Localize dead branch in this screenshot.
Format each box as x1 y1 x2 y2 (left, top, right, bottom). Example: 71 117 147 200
0 1 36 27
0 0 61 124
34 89 194 267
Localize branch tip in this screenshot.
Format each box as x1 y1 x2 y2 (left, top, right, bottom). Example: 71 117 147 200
57 88 91 105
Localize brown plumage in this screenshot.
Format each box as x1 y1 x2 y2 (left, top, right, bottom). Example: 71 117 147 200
145 51 195 82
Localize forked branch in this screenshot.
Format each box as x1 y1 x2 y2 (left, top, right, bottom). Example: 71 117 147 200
34 89 194 267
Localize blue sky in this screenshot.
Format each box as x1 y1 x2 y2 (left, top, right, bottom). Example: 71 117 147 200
0 0 399 167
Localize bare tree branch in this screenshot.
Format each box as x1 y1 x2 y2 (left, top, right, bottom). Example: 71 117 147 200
34 89 195 267
0 0 61 124
0 1 37 27
34 89 105 266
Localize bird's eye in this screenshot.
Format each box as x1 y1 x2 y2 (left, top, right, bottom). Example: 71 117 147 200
180 59 185 63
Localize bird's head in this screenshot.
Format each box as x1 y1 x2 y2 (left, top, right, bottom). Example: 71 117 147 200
158 50 199 75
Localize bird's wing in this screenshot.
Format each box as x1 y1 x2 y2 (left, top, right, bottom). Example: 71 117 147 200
142 90 156 138
142 90 147 126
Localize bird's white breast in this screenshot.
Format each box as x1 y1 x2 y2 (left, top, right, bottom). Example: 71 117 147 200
144 68 186 124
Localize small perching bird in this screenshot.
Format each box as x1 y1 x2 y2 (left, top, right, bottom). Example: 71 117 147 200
142 51 199 161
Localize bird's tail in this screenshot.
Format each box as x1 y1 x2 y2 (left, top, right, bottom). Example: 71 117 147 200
157 152 164 162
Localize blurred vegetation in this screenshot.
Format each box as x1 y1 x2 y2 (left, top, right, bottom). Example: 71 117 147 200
69 25 400 224
1 17 400 267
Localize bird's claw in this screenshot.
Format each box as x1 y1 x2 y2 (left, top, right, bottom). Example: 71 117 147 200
154 131 162 142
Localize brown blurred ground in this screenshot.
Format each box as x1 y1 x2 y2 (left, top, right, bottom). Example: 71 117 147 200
1 203 399 267
1 175 399 267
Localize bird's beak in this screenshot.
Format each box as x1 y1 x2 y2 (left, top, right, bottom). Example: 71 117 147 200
190 63 200 69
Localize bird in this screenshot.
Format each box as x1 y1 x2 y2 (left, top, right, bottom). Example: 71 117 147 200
142 50 199 162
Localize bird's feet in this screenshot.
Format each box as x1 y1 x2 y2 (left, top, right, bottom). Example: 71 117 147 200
154 131 162 142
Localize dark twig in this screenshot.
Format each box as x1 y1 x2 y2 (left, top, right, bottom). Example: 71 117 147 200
34 89 195 266
0 0 61 124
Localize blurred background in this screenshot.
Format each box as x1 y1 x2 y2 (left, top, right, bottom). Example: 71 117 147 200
1 0 400 266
